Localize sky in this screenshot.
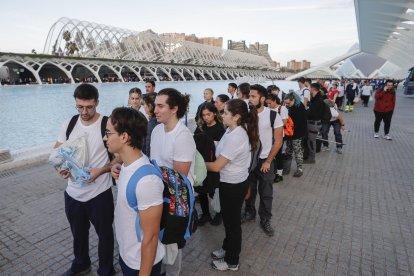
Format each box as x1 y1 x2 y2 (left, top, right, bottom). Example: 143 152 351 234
0 0 358 66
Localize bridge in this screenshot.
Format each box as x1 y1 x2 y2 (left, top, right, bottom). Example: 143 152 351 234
0 17 289 84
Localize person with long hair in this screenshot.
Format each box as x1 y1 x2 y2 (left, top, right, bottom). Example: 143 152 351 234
206 99 259 271
141 93 159 157
194 103 225 226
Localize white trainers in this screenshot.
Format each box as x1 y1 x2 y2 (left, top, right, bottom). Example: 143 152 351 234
321 146 330 151
374 133 379 138
211 259 239 271
211 247 226 260
384 135 392 140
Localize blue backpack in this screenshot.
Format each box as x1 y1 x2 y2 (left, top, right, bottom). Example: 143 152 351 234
126 160 198 249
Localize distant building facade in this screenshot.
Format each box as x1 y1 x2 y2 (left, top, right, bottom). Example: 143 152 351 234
286 60 311 71
160 33 223 48
227 40 280 69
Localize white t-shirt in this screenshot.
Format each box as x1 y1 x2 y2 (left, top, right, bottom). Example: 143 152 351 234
330 107 340 121
115 155 165 270
57 115 112 202
150 121 196 184
258 107 283 159
139 105 149 121
274 106 289 121
361 85 372 96
297 87 310 104
215 126 251 184
338 85 345 97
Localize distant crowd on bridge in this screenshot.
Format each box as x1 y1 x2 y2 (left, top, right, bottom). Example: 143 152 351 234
52 77 396 275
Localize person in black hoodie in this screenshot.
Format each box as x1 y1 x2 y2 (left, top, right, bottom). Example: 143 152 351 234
305 83 325 164
283 92 307 177
194 103 225 226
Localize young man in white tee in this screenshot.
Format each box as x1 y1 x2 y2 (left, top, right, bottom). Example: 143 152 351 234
243 84 283 236
55 84 116 276
104 107 165 275
151 88 196 276
297 77 311 108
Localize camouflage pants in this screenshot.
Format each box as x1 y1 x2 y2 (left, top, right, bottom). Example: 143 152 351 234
286 138 303 170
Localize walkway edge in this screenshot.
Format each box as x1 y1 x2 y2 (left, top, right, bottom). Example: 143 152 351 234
0 143 53 172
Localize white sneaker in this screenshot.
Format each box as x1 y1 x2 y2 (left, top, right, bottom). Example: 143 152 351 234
211 259 239 271
211 248 226 260
374 133 379 138
384 135 392 140
321 146 330 151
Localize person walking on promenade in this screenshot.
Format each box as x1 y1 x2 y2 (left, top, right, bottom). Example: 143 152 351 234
237 82 251 104
361 80 373 107
320 99 345 154
336 80 346 110
345 79 359 112
54 84 115 276
215 94 230 116
206 99 259 271
128 87 148 120
242 85 283 236
104 107 165 276
195 88 215 122
142 93 159 157
151 88 196 276
328 83 339 102
374 79 396 140
283 92 308 177
194 103 225 226
228 82 238 99
304 83 324 164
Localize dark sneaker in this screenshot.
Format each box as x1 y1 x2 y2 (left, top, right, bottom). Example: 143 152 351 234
260 219 274 237
293 169 303 177
198 214 212 226
210 213 222 226
303 159 315 164
240 212 255 223
211 247 226 260
211 259 239 271
274 174 283 183
61 266 91 276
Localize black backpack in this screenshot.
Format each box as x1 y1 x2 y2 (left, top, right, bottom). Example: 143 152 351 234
66 114 116 185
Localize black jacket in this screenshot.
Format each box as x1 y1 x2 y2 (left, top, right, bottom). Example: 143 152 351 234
287 102 308 139
307 93 324 121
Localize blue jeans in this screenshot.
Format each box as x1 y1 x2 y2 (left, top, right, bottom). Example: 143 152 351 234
119 255 161 276
321 120 343 148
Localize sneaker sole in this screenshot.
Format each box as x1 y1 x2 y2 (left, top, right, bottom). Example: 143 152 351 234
211 253 225 260
211 262 239 271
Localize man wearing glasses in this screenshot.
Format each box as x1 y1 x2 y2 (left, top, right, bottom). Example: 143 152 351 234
373 79 396 140
54 84 116 276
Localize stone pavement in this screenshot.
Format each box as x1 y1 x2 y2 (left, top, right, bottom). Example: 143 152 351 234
1 93 414 275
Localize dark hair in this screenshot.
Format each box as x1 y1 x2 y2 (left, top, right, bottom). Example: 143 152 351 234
238 83 250 99
73 83 99 100
310 83 321 91
142 93 156 117
110 107 147 150
298 77 306 84
157 88 190 119
305 78 312 84
216 94 230 103
386 79 394 84
129 87 142 96
285 92 301 107
228 83 238 90
226 99 259 151
250 84 268 98
267 93 281 105
198 102 222 128
146 80 155 87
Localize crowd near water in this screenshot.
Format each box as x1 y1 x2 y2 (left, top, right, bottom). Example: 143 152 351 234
45 76 397 275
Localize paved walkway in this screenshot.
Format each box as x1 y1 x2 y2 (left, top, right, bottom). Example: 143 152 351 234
1 92 414 275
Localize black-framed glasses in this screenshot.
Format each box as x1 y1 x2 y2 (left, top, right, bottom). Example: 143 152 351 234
75 105 96 112
104 130 117 137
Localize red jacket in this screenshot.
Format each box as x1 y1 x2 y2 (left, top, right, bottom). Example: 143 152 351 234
374 88 396 112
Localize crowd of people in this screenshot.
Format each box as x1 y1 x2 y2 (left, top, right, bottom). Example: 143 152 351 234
54 77 396 275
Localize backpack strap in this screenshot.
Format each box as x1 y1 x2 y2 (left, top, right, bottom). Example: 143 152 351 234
66 115 80 140
126 164 163 242
270 110 277 144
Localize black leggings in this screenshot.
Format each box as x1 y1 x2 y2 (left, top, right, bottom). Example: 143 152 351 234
374 111 393 135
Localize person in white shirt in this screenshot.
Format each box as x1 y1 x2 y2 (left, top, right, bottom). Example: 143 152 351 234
242 85 283 237
55 84 116 276
206 99 259 271
361 80 373 107
336 80 346 110
104 107 165 275
151 88 196 276
228 83 238 99
297 77 311 107
320 99 345 154
128 87 149 120
266 93 288 182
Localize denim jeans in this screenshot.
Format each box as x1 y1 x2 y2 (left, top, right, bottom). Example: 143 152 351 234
321 120 343 148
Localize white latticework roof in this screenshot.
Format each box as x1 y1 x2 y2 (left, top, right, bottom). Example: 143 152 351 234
43 17 272 69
